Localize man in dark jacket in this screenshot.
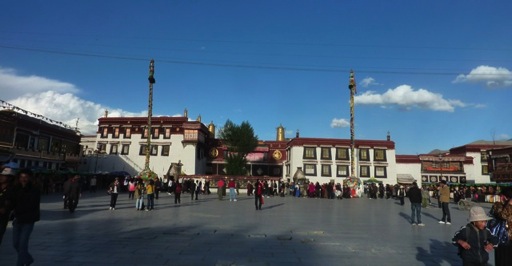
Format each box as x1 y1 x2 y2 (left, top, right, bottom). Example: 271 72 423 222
408 181 424 226
12 168 40 266
64 175 81 213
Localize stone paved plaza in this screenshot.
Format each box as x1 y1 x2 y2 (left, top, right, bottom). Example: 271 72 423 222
0 191 495 266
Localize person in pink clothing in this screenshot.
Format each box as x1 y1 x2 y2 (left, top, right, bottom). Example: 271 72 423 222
228 178 237 202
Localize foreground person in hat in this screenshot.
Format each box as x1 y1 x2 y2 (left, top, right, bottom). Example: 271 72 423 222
452 206 498 266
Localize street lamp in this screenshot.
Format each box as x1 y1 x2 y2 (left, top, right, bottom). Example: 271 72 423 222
438 154 444 182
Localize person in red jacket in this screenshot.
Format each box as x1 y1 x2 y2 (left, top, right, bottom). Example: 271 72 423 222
255 179 263 210
228 178 237 202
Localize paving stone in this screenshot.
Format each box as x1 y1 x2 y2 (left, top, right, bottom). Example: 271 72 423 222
0 192 493 265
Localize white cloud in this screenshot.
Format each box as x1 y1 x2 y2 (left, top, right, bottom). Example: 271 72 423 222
354 84 466 112
360 77 380 88
0 66 145 135
331 118 350 128
453 65 512 88
0 67 79 99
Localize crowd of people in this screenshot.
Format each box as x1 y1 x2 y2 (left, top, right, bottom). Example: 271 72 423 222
2 164 512 265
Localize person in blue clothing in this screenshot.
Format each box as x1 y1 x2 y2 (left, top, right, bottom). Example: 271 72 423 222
452 206 498 266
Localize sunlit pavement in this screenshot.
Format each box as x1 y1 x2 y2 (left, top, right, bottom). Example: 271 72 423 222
0 192 494 266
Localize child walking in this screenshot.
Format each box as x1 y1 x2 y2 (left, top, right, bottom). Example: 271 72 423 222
452 206 499 266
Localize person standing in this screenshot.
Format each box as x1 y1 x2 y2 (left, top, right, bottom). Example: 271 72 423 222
438 180 451 224
491 187 512 266
108 178 121 210
146 179 155 211
397 185 406 205
195 180 201 200
62 176 72 209
228 178 237 202
189 179 196 201
135 179 145 210
11 168 40 266
255 179 263 210
174 181 182 205
452 206 498 266
217 179 225 200
128 178 136 199
0 167 15 246
407 181 424 226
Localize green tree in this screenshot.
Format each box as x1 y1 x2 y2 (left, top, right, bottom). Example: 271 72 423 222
218 120 259 175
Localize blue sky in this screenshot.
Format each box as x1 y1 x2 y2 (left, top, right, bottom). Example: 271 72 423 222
1 1 511 155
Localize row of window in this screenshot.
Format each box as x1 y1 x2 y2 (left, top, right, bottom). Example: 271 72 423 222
303 147 387 162
304 164 387 178
100 127 173 139
97 143 170 156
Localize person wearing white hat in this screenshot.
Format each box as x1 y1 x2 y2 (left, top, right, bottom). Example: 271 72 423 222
452 206 498 266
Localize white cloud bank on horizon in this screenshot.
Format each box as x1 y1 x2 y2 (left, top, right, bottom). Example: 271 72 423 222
330 118 350 128
453 65 512 88
0 66 145 135
354 84 466 112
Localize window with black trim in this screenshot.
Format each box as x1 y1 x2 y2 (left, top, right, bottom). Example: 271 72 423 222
101 127 108 138
321 164 331 177
142 128 148 139
121 144 130 155
110 144 118 154
113 127 120 138
335 148 349 160
139 144 147 155
336 165 349 177
164 128 171 139
150 145 158 156
304 164 317 176
161 145 170 156
97 143 107 153
359 148 369 161
153 128 160 139
124 128 131 139
482 165 489 175
321 147 331 160
480 151 488 163
374 149 387 161
360 165 370 177
375 166 387 178
303 147 316 159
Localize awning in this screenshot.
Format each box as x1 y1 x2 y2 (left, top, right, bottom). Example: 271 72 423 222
397 174 416 184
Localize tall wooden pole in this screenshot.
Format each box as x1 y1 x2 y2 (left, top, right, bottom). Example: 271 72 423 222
145 59 156 170
348 70 356 177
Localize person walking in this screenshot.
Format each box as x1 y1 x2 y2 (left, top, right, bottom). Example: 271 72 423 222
65 175 81 213
228 178 237 202
255 179 263 210
189 179 196 201
0 166 15 246
408 181 424 226
108 178 121 210
11 168 40 266
438 180 452 224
